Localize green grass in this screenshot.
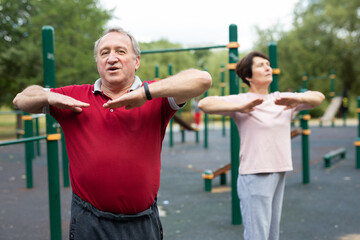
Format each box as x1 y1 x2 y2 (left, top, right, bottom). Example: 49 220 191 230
0 108 46 141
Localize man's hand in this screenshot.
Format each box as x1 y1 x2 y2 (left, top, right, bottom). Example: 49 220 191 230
48 93 90 112
103 88 146 110
274 96 301 110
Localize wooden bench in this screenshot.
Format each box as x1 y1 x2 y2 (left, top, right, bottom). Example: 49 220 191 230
202 128 303 192
202 163 231 192
323 147 346 168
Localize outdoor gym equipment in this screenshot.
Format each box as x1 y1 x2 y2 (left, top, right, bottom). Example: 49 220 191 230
302 70 347 127
0 26 63 240
202 127 302 192
141 24 241 224
355 97 360 169
323 147 346 168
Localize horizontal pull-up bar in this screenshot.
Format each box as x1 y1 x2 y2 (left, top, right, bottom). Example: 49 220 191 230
0 135 47 147
141 44 227 55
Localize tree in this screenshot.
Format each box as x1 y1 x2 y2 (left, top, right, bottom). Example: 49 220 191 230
253 0 360 102
138 39 201 80
0 0 36 104
0 0 112 106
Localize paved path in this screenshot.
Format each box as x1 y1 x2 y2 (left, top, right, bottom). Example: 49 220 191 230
1 126 359 240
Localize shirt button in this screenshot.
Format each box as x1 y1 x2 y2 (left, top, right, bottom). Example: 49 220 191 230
110 109 114 112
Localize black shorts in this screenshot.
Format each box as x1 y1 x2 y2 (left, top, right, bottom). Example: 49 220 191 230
69 193 163 240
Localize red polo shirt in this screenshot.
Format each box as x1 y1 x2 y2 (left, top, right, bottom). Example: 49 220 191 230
50 80 177 214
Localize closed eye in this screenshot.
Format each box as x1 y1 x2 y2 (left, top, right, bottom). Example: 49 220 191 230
100 50 109 56
116 49 126 55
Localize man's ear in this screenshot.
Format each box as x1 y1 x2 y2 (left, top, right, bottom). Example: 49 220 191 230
135 55 140 71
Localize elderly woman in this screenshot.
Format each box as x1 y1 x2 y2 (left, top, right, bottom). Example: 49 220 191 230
198 51 324 240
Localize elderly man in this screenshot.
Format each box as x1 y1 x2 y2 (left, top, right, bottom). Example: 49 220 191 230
13 27 212 240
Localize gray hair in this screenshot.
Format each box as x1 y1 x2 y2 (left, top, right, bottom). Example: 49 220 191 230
94 27 141 61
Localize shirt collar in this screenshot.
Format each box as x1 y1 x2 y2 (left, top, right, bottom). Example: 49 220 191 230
93 76 143 94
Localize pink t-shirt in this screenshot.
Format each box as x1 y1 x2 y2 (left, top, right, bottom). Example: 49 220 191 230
215 92 312 174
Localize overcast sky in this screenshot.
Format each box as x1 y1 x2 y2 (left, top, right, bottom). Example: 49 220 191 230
99 0 299 51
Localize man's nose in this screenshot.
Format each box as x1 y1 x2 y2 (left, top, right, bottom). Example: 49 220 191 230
107 53 118 64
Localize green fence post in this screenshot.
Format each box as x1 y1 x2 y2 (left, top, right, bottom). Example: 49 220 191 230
203 90 208 149
220 64 226 137
155 64 159 80
301 110 311 184
329 70 336 127
61 129 70 187
329 69 335 99
29 118 35 160
35 117 41 156
202 170 213 192
355 97 360 169
228 24 241 225
168 64 174 147
169 117 174 147
195 128 199 143
178 110 185 143
23 113 34 189
268 42 279 93
42 25 62 240
302 72 308 90
16 112 23 139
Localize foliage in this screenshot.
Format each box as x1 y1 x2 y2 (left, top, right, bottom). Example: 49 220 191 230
253 0 360 111
0 0 111 106
3 0 358 119
138 40 197 80
137 41 230 101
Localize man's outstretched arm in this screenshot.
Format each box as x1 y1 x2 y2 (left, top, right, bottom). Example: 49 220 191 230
13 85 90 113
104 69 212 109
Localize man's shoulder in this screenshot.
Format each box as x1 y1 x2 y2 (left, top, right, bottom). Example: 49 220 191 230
51 84 93 95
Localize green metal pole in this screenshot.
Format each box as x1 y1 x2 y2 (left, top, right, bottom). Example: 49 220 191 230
229 24 241 225
268 42 278 93
169 117 174 147
168 64 174 147
301 110 310 184
16 112 23 139
329 69 335 98
355 97 360 169
42 25 62 240
35 118 41 156
330 70 336 127
141 45 227 55
155 64 159 80
180 109 185 143
30 118 35 160
195 128 199 143
302 72 308 90
0 136 47 147
61 129 70 187
23 113 34 189
220 65 226 137
177 107 185 143
204 91 208 149
357 97 360 139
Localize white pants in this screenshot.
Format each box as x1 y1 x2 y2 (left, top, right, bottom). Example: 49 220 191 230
237 172 286 240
